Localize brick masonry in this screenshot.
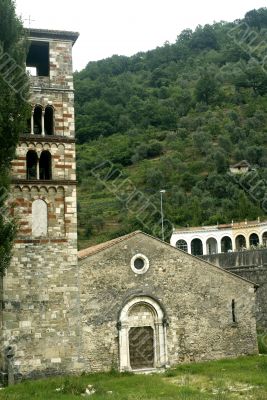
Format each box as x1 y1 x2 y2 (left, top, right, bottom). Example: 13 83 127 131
0 29 83 380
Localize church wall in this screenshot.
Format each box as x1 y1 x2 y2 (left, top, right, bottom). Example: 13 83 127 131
79 234 258 372
201 250 267 329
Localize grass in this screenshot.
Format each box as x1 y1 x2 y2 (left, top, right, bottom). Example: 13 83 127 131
0 356 267 399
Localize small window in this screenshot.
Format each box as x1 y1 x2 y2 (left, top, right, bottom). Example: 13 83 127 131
232 299 237 323
191 238 203 256
26 150 38 180
249 233 259 247
263 232 267 247
33 106 42 135
134 258 145 270
221 236 232 253
131 254 149 274
44 106 54 135
235 235 246 250
39 151 52 180
26 41 49 77
176 239 188 252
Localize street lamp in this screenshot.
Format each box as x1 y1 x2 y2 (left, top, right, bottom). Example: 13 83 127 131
160 190 166 241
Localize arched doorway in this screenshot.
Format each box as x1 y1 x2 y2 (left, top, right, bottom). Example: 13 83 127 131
221 236 232 253
176 239 188 252
262 232 267 247
235 235 246 251
206 238 218 255
249 233 259 247
191 238 203 256
118 296 168 371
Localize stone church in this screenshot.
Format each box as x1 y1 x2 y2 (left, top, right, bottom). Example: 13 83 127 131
0 28 258 380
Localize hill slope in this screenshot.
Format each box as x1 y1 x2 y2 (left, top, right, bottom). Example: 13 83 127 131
75 8 267 248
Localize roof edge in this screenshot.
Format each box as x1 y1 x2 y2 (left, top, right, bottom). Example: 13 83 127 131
78 231 142 260
26 28 79 44
78 230 258 288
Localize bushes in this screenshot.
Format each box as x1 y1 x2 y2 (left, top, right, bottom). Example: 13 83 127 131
257 329 267 354
132 140 164 163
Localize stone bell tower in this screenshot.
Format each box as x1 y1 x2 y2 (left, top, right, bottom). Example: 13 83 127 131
1 29 83 379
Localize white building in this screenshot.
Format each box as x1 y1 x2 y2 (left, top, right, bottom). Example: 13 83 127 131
170 219 267 256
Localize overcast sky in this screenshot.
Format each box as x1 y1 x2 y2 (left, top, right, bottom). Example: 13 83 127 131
15 0 267 71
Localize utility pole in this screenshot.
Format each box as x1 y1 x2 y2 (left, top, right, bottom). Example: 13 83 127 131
160 190 166 241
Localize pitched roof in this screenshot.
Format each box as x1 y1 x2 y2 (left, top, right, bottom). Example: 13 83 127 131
230 160 250 168
78 231 141 260
78 231 258 288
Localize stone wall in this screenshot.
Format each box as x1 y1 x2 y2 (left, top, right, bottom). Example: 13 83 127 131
0 30 83 380
201 250 267 329
2 242 83 378
11 140 76 182
79 233 258 372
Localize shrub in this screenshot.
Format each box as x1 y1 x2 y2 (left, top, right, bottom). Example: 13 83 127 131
257 329 267 354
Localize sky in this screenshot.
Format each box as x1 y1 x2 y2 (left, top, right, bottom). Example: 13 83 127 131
15 0 267 71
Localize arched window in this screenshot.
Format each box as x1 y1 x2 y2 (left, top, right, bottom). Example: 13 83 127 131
32 199 48 237
249 233 259 247
262 232 267 247
39 151 52 180
44 106 54 135
26 150 38 180
235 235 246 251
206 238 218 255
191 238 203 256
221 236 232 253
176 239 188 252
33 105 42 134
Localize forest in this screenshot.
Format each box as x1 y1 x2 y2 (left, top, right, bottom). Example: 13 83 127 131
74 8 267 248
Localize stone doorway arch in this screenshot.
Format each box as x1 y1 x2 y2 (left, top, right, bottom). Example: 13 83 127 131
118 296 168 371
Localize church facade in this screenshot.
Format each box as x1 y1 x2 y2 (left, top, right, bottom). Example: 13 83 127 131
78 232 258 372
0 28 258 380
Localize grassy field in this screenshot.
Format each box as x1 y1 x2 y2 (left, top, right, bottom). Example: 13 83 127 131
0 356 266 400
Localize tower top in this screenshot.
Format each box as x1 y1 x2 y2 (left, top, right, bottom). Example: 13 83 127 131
27 28 79 45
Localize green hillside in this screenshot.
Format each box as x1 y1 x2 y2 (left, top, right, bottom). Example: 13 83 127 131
75 8 267 249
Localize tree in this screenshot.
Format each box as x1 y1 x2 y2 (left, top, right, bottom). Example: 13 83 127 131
244 8 267 29
195 71 219 104
0 0 30 274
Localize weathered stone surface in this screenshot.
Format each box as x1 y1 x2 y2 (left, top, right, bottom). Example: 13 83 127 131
78 232 258 372
0 29 83 380
202 250 267 329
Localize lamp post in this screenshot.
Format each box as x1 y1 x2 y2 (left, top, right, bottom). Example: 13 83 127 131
160 190 166 241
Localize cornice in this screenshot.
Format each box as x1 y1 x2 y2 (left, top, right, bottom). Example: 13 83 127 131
11 179 77 186
19 134 76 144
